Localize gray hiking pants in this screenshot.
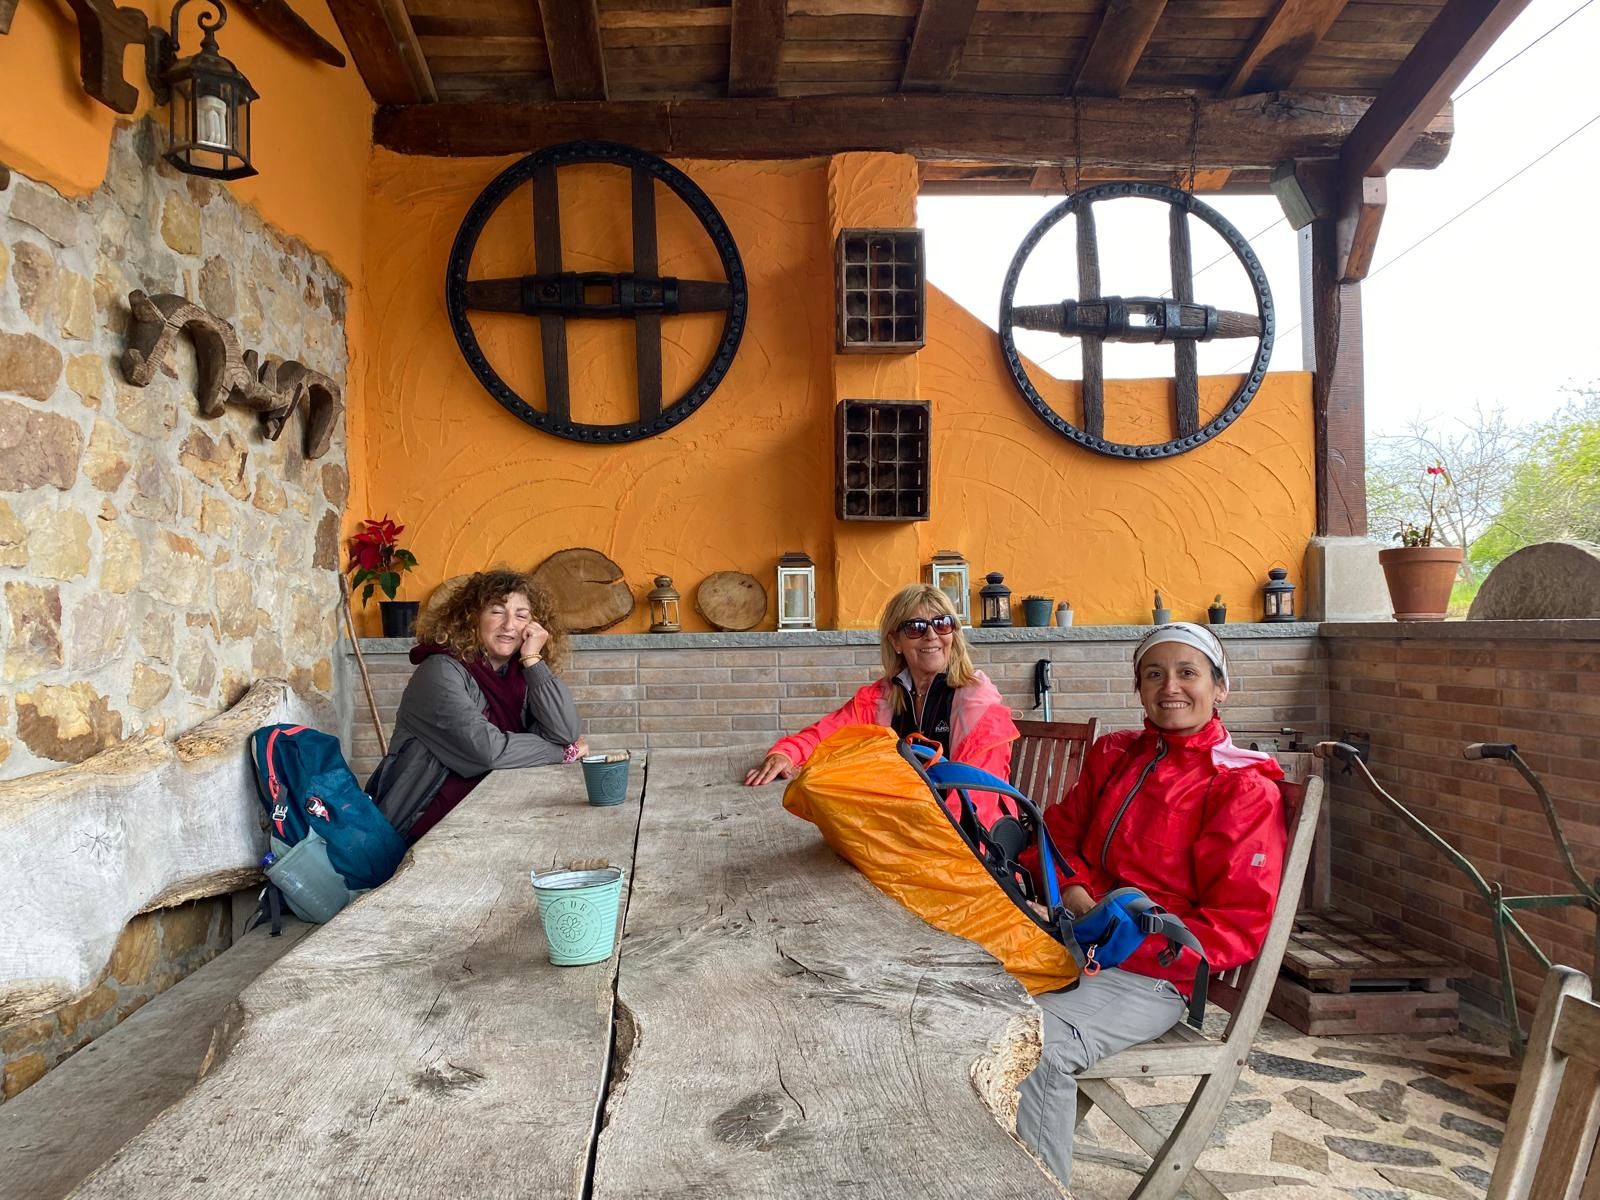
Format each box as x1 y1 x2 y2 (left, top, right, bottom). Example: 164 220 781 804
1016 967 1187 1184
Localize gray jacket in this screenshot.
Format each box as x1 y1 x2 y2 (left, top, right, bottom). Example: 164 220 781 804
367 654 582 836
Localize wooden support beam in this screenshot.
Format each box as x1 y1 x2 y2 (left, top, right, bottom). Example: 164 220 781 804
1336 174 1385 282
1302 220 1367 537
0 0 19 35
1073 0 1168 97
901 0 980 91
537 0 607 102
377 92 1453 171
1220 0 1350 98
325 0 435 104
728 0 785 97
1340 0 1532 184
63 0 149 114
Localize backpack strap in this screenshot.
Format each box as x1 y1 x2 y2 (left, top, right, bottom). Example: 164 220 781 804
1067 887 1209 1027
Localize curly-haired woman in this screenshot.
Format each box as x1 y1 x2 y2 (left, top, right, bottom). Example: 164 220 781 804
368 569 586 841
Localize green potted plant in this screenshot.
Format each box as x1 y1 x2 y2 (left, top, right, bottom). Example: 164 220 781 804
1152 589 1172 625
1208 594 1227 624
1021 594 1054 627
1377 465 1465 621
347 516 421 638
1055 600 1074 627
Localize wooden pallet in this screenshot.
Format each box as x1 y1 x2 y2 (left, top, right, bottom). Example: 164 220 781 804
1269 910 1466 1036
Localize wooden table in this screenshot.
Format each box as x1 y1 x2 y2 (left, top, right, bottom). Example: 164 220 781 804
67 748 1052 1198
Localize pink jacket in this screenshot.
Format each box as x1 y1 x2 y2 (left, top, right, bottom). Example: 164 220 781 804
768 671 1020 822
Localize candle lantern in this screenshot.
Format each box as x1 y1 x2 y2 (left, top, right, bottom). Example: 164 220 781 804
646 575 681 633
926 550 970 625
979 571 1012 628
777 552 817 631
1262 567 1296 622
146 0 259 180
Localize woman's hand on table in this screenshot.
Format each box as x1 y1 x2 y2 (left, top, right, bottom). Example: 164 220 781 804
743 752 796 787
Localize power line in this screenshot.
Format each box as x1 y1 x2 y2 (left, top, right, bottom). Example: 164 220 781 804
1456 0 1596 101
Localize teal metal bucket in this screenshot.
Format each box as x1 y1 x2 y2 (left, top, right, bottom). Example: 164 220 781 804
530 866 624 966
580 752 631 806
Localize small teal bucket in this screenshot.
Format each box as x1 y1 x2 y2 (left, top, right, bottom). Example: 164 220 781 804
580 752 631 807
530 866 624 966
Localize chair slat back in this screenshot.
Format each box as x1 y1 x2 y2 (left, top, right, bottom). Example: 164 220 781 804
1012 718 1100 810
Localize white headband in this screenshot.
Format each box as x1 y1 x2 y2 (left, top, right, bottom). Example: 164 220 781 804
1134 622 1229 688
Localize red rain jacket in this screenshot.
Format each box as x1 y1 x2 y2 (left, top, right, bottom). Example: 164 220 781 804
1024 717 1286 994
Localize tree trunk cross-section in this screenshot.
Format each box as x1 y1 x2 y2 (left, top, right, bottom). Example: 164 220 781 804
532 547 634 633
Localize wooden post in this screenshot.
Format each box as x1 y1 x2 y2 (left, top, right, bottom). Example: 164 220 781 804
1300 218 1368 537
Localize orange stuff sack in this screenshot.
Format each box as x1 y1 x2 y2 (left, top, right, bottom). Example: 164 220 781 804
782 724 1077 996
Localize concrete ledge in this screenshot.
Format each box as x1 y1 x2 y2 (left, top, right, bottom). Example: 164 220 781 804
1321 619 1600 642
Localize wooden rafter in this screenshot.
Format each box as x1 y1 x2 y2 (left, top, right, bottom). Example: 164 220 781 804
1072 0 1168 97
377 92 1453 171
728 0 785 98
901 0 980 91
1220 0 1350 98
537 0 607 102
325 0 435 104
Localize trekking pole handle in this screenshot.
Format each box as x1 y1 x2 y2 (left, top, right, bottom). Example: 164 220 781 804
1463 742 1517 760
1312 740 1363 766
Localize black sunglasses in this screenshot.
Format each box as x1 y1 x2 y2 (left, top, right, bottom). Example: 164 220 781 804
897 614 958 639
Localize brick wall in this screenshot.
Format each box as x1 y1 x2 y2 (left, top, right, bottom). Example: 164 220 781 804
1324 622 1600 1019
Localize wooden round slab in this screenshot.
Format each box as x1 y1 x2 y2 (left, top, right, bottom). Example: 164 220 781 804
531 548 634 633
696 571 767 631
416 574 468 641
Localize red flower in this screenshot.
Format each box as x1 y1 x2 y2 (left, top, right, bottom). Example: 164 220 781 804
346 516 418 606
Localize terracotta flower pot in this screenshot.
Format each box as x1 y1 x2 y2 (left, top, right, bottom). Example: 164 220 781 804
1377 546 1464 621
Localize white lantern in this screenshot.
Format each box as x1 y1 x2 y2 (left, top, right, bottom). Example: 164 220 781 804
926 550 970 626
777 552 817 631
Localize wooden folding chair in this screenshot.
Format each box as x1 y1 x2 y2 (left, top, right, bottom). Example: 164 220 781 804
1487 965 1600 1200
1071 773 1325 1200
1012 718 1100 810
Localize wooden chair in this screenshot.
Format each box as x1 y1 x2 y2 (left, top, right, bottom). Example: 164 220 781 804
1071 774 1325 1200
1487 965 1600 1200
1012 718 1100 810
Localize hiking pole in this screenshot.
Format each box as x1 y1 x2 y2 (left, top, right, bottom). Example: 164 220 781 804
1033 659 1053 721
339 574 388 758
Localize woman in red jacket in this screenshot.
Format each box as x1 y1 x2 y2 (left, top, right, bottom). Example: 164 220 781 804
742 584 1018 819
1016 622 1286 1186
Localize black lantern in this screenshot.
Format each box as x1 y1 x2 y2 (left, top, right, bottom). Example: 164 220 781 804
979 571 1012 628
146 0 258 180
647 575 681 633
1262 567 1296 622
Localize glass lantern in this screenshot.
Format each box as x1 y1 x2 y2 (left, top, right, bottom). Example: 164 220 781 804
926 550 970 626
1262 567 1296 622
646 575 681 633
777 552 817 631
147 0 259 181
979 571 1012 628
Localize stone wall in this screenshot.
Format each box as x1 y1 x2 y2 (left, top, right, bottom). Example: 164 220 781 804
0 121 349 779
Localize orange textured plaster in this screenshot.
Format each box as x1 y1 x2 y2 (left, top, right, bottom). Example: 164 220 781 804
0 0 371 280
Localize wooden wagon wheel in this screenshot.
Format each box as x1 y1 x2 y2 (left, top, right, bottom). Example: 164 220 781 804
998 182 1274 459
445 140 748 444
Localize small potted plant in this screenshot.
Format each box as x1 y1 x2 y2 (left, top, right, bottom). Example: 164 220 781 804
347 516 421 638
1055 600 1074 627
1152 589 1172 625
1208 594 1227 624
1377 464 1465 621
1021 594 1054 627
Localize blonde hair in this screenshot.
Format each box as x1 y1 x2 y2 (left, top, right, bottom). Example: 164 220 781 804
423 568 569 671
878 584 977 711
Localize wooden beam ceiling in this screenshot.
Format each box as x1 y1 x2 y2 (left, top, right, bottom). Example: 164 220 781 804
537 0 607 101
325 0 434 105
376 92 1453 172
728 0 785 98
1220 0 1351 98
1072 0 1168 97
901 0 981 91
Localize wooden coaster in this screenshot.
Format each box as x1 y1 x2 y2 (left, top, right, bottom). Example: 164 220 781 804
532 547 634 632
696 571 767 631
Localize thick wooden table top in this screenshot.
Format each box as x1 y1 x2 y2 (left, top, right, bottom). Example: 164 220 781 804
68 747 1049 1198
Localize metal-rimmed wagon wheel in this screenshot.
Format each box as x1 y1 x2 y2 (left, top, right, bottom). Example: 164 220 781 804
445 140 748 444
998 182 1274 459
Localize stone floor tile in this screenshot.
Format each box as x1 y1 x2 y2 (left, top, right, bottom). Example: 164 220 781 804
1405 1125 1484 1159
1408 1077 1510 1122
1272 1131 1330 1173
1349 1079 1410 1123
1377 1166 1479 1200
1439 1111 1503 1147
1249 1051 1366 1082
1451 1164 1491 1190
1285 1086 1380 1134
1326 1136 1441 1167
1344 1190 1409 1200
1135 1098 1271 1145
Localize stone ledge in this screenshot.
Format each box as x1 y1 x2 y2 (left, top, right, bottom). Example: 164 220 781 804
1321 619 1600 642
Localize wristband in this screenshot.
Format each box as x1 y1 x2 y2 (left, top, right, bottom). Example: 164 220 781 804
521 654 542 667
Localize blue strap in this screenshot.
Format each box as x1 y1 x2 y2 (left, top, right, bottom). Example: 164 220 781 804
922 756 1067 912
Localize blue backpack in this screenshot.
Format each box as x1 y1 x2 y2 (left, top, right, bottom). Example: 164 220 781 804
249 724 407 898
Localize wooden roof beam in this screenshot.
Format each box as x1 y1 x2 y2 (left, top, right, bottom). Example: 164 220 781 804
538 0 607 102
1073 0 1169 97
325 0 435 105
728 0 786 98
376 92 1452 171
901 0 981 91
1220 0 1351 98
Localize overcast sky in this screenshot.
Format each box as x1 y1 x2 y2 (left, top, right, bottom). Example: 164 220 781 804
919 0 1600 440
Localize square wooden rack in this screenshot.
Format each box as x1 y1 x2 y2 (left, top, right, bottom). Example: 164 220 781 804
835 228 926 352
835 399 930 521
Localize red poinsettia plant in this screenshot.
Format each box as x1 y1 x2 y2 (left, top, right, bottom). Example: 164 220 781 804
1395 464 1452 548
347 516 419 605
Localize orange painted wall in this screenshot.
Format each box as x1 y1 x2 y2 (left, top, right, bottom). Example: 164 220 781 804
355 148 1314 634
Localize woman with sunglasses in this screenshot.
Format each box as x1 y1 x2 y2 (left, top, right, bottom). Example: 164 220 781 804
742 584 1018 806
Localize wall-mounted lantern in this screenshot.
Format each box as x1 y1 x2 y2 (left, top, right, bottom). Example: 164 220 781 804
979 571 1012 628
647 575 681 633
777 552 817 631
1262 567 1296 622
926 550 970 626
146 0 258 180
